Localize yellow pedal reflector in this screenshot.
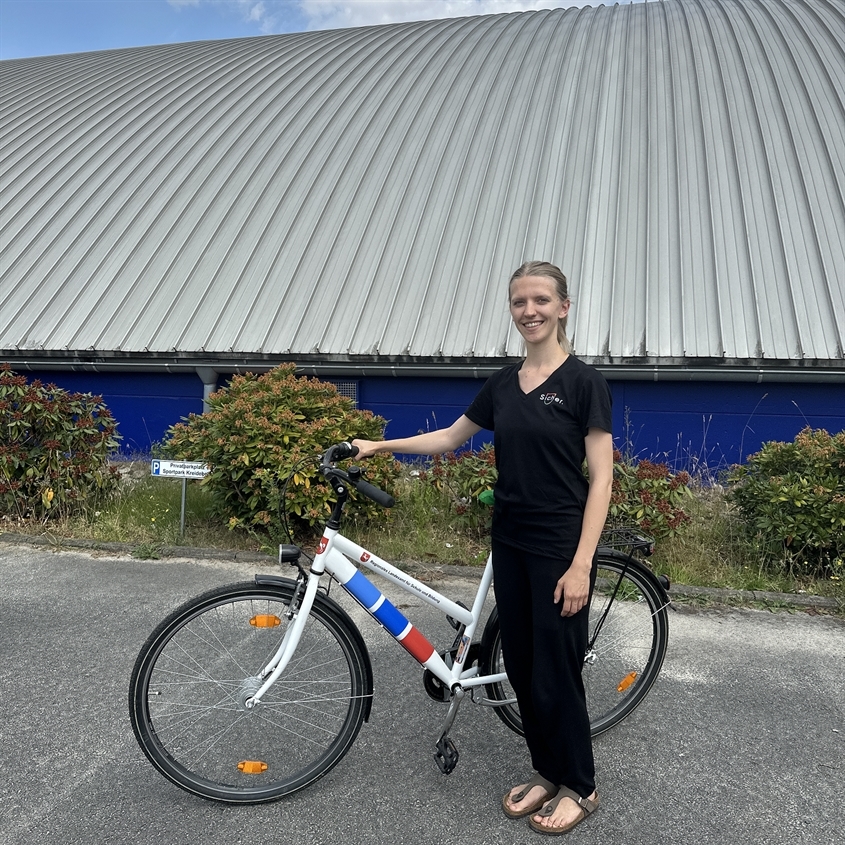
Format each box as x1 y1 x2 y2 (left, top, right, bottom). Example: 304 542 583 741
238 760 268 774
617 672 638 692
250 614 281 628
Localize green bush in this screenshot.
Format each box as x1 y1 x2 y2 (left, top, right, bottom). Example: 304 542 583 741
728 427 845 576
608 451 693 540
416 444 692 542
162 364 398 538
0 365 121 519
418 445 497 536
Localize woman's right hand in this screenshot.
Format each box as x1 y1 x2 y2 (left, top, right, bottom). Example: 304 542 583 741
351 439 384 459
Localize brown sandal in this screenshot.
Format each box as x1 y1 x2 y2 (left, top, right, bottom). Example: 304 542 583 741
527 786 599 835
502 774 558 819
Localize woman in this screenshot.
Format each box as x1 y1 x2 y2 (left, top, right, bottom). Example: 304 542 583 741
353 260 613 835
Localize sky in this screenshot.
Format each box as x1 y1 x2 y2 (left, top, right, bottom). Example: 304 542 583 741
0 0 637 60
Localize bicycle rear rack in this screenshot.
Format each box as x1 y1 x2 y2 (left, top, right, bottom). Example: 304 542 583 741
599 527 655 556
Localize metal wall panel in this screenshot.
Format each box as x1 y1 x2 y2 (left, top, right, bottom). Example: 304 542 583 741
2 0 843 368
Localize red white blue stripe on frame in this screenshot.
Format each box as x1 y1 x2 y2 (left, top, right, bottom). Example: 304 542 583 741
341 570 435 665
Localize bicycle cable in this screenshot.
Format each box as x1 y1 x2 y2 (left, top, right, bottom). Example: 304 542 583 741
274 454 322 566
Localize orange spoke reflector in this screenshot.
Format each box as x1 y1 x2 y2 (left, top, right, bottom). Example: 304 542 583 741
238 761 268 774
250 614 281 628
617 672 638 692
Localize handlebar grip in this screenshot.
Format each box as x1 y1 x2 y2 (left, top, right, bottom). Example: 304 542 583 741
329 442 358 461
353 479 395 509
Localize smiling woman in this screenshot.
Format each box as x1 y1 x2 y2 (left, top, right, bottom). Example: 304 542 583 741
508 260 572 356
352 259 614 834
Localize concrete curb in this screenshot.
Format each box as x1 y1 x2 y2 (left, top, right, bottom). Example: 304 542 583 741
0 530 840 612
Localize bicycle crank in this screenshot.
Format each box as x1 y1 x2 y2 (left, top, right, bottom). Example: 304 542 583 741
422 643 482 702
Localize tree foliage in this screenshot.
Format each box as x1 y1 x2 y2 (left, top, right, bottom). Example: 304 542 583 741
162 364 398 537
0 365 120 519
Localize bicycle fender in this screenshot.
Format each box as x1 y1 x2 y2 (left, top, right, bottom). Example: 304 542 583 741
595 549 670 601
479 605 500 675
254 574 375 722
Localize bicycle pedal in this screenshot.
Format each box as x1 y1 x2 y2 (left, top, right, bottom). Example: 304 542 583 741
434 736 459 775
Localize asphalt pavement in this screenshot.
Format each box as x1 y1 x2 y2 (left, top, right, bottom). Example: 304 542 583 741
0 543 842 845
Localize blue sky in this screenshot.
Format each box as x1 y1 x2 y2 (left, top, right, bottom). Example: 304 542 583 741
0 0 624 60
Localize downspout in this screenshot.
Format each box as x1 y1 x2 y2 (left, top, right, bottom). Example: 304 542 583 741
196 367 218 412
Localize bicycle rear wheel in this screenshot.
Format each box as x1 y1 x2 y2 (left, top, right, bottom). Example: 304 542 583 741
130 580 371 803
482 551 669 737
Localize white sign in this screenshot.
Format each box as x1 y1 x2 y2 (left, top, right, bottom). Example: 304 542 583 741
150 460 210 479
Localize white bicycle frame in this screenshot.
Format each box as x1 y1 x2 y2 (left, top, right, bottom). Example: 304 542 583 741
246 526 509 709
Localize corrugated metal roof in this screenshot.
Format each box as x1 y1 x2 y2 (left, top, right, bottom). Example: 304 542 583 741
1 0 844 371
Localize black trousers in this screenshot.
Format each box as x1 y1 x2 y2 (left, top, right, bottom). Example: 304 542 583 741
491 536 597 797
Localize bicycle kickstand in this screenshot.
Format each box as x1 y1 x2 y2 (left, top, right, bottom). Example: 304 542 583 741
433 688 464 775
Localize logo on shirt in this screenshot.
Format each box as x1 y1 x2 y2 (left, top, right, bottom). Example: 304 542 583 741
540 392 562 407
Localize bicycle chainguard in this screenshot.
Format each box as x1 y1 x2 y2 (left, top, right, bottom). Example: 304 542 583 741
434 735 459 775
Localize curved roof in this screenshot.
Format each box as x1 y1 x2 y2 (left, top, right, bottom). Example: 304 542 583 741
1 0 844 375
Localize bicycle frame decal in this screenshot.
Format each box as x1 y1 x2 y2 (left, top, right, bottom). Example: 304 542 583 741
339 569 436 664
331 534 473 626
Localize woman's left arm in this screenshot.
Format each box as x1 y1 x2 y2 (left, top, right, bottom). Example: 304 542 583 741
554 428 614 616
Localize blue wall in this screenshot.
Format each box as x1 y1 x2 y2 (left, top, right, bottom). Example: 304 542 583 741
22 371 204 455
610 381 845 469
362 376 845 470
18 368 845 471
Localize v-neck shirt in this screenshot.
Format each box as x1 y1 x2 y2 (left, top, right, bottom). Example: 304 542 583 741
465 355 612 553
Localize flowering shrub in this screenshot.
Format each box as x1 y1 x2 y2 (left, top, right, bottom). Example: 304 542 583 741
162 364 398 536
0 365 120 519
418 445 497 535
608 451 693 540
416 444 692 541
728 427 845 576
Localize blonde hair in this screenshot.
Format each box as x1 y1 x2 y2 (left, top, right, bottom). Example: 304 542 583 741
508 260 572 353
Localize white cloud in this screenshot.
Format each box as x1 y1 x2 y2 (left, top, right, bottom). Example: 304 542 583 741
234 0 287 33
299 1 602 31
169 1 615 39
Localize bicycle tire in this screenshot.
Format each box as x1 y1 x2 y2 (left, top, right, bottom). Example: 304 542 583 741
130 579 371 803
482 551 669 737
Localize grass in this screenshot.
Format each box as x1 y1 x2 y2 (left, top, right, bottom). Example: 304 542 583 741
2 468 266 556
646 486 843 602
344 474 491 567
3 460 843 608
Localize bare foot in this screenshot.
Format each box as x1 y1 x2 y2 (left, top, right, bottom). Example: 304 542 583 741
531 789 598 831
505 782 551 815
502 775 557 817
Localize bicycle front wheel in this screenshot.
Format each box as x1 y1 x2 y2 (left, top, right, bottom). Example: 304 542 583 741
483 551 669 737
130 580 371 803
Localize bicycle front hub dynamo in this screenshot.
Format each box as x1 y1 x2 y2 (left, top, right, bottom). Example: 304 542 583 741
237 676 263 712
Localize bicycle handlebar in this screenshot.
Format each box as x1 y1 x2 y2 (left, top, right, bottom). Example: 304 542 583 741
321 442 395 509
353 478 395 508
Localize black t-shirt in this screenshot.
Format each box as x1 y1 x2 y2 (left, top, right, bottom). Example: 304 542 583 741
465 355 612 555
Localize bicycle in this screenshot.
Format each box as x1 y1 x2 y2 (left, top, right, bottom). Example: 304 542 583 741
129 442 670 804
